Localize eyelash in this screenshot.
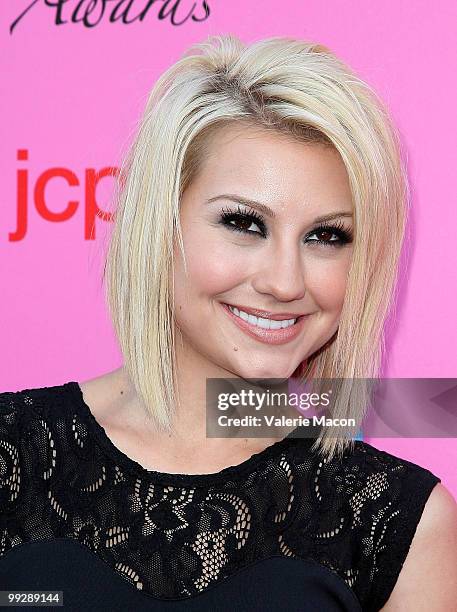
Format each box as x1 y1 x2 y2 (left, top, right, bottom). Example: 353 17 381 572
219 205 353 248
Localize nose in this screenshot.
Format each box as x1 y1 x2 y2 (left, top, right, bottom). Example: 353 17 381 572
251 241 307 303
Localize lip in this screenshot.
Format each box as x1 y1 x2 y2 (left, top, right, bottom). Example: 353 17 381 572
223 302 306 321
221 302 309 346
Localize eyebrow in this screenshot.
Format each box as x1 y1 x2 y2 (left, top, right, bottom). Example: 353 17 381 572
205 194 353 224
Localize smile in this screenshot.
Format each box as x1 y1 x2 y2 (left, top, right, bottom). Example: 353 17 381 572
227 305 297 329
220 303 308 346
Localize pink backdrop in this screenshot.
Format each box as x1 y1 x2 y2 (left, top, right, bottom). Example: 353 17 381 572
2 1 456 497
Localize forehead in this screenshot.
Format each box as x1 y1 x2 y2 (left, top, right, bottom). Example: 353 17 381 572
193 122 354 216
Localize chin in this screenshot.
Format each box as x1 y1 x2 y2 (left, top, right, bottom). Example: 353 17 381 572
237 366 295 382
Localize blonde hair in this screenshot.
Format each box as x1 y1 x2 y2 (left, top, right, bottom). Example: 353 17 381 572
102 35 409 461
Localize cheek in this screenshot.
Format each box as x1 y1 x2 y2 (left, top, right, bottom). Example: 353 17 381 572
172 224 245 300
305 253 351 312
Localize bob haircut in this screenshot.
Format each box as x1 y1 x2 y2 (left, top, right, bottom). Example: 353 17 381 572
102 35 409 462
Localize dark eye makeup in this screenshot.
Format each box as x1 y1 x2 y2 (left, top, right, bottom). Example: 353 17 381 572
219 204 353 248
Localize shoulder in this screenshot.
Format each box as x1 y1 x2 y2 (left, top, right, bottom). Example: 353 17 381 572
0 384 49 437
0 371 129 502
0 368 124 428
380 481 457 611
328 439 447 611
0 382 72 426
0 380 76 436
0 382 77 509
343 438 442 498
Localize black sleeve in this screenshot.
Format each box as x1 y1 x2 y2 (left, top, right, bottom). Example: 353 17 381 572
0 390 22 515
365 457 441 611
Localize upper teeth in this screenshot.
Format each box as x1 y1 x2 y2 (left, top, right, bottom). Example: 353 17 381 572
228 305 297 329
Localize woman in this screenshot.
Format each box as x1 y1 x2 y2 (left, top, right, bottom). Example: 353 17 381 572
1 35 456 611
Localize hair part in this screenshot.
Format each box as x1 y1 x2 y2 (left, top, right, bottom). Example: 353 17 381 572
103 35 409 462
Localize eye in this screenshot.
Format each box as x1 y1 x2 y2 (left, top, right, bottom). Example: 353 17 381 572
306 221 353 248
218 206 353 248
219 205 266 237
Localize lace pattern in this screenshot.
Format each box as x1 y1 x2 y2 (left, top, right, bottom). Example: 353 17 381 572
0 383 441 611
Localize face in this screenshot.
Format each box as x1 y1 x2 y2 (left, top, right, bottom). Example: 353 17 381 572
172 123 354 380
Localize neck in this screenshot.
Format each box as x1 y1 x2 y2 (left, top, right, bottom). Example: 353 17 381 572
120 342 297 465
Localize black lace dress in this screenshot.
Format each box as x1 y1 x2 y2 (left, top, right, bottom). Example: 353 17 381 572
0 383 440 611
